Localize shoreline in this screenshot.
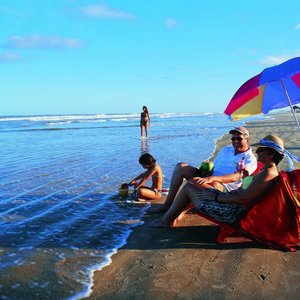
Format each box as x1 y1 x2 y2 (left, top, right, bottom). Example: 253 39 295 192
85 113 300 299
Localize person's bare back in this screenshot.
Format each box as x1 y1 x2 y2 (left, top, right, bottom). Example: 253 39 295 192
150 163 163 191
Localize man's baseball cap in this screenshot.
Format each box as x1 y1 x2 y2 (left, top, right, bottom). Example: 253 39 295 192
229 126 249 137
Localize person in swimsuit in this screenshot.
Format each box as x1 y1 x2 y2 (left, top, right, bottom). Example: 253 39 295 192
140 105 150 139
151 135 297 227
128 153 163 201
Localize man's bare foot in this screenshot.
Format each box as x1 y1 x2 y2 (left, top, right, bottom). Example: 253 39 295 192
149 218 172 227
147 204 170 214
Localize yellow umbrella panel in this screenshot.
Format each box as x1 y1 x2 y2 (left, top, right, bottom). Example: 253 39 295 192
230 85 266 121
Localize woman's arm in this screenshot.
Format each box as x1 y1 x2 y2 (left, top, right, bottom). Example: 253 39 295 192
129 171 147 185
134 165 157 190
205 168 278 205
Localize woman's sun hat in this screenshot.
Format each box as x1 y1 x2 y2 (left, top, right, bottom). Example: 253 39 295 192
252 135 285 154
253 134 300 170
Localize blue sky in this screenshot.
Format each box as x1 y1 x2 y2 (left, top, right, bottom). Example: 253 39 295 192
1 0 300 116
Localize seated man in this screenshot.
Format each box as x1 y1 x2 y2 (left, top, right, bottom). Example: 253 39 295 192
148 126 257 213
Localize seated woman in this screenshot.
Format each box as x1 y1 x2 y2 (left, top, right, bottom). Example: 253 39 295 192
151 135 290 227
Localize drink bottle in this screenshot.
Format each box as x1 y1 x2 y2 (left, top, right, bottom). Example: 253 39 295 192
237 157 245 172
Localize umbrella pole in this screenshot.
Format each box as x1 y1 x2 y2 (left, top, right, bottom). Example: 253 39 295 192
280 80 300 129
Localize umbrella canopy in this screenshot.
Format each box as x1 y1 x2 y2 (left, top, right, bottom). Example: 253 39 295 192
224 57 300 127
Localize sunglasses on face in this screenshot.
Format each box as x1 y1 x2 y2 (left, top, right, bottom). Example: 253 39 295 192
256 147 268 153
231 137 243 141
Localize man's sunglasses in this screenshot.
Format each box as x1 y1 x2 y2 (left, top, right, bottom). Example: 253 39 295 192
231 137 243 141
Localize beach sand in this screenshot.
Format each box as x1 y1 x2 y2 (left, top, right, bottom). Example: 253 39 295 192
85 113 300 300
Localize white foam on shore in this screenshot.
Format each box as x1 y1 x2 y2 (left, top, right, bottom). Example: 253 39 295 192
68 220 145 300
67 251 116 300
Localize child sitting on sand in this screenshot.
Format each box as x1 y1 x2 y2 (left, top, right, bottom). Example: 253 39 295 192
128 153 163 201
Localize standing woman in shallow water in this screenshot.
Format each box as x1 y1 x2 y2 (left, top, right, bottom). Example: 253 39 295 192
140 105 150 138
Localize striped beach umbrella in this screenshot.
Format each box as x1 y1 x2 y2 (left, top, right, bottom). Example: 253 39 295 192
224 57 300 128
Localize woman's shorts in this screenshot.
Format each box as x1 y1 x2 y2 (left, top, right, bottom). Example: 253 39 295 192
192 194 244 224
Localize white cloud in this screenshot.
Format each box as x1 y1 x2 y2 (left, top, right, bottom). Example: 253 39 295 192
295 24 300 29
165 18 178 28
79 4 133 19
3 34 84 49
260 54 296 65
0 52 23 64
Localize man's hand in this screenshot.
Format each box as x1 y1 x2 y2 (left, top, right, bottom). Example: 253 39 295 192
190 176 215 186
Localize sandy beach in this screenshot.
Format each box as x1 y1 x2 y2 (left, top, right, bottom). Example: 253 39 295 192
85 113 300 300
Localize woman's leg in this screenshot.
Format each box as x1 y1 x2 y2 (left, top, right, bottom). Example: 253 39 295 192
145 123 149 138
140 124 144 137
136 187 161 200
152 182 200 227
148 162 196 213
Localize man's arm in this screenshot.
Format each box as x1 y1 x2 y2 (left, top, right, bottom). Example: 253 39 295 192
191 171 243 186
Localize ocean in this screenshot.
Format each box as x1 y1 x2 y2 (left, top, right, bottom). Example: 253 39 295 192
0 112 265 299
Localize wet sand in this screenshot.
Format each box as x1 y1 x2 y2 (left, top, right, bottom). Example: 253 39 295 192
86 113 300 300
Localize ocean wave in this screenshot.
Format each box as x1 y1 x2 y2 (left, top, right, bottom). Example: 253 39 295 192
1 124 138 133
110 118 128 122
0 112 213 123
47 121 73 125
0 114 127 123
46 120 108 125
78 119 106 123
156 112 218 118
